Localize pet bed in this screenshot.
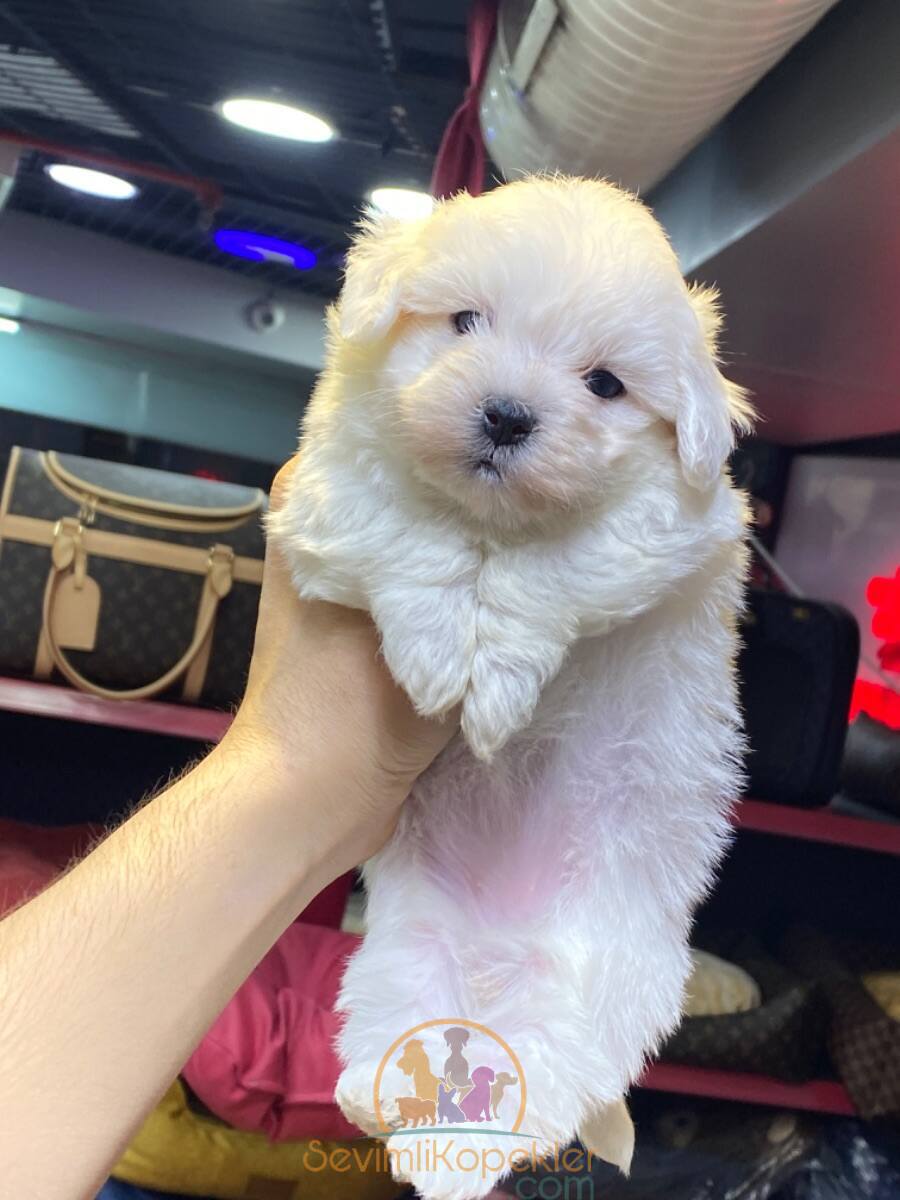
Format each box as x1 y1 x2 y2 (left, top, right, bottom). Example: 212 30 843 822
784 926 900 1120
663 937 827 1081
182 923 362 1141
113 1080 400 1200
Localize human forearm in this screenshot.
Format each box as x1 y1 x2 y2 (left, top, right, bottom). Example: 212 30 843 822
0 732 335 1199
0 460 455 1198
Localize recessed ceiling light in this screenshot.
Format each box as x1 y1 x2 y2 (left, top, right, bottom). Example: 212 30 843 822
45 163 138 200
214 229 317 270
0 316 20 334
219 97 335 143
368 187 434 220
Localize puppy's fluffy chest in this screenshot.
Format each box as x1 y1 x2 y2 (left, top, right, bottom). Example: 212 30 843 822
392 562 740 936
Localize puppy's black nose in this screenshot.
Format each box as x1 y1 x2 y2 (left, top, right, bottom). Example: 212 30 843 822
482 398 535 448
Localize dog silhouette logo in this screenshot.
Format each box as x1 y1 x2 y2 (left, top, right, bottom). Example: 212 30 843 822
374 1018 525 1135
443 1026 473 1101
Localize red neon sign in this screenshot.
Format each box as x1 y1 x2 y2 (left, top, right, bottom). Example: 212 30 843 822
850 568 900 729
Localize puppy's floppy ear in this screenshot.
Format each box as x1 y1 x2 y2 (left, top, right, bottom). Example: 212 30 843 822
337 211 423 344
676 284 754 490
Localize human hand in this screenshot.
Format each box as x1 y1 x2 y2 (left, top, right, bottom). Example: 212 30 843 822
224 457 457 882
0 457 456 1200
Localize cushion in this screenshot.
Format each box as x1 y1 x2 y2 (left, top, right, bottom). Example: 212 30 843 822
664 939 828 1082
683 950 762 1017
863 972 900 1022
183 923 363 1142
113 1080 401 1200
784 925 900 1119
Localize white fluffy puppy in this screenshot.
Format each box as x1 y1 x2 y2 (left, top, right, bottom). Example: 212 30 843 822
271 176 752 1198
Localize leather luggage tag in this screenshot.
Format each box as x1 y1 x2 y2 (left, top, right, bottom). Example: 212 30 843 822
51 572 101 652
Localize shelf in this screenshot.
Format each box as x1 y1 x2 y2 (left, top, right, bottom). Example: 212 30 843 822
0 676 880 1126
1 678 898 858
0 676 231 743
734 797 900 857
640 1062 855 1116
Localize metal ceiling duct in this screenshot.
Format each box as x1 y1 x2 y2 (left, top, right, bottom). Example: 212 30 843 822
479 0 840 193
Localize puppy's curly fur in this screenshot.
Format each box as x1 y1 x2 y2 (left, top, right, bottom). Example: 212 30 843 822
271 176 752 1199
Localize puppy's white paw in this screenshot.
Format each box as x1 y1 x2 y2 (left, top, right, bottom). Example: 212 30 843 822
383 630 470 716
335 1061 387 1135
461 695 520 760
462 630 570 758
461 661 541 760
372 584 476 717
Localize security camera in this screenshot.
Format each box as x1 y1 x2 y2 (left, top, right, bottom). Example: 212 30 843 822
245 298 285 334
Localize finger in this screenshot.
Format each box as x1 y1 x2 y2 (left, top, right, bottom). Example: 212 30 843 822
269 455 300 513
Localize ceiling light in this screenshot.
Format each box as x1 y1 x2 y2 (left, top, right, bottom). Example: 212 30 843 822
214 229 317 270
45 163 138 200
368 187 434 221
0 316 20 334
219 97 335 143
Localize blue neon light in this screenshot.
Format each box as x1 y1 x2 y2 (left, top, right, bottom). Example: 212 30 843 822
214 229 317 270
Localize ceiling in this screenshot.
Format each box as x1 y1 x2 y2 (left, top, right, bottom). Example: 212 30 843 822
693 127 900 446
0 0 470 297
1 0 897 452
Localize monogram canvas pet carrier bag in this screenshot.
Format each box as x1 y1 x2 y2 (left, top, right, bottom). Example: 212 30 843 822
0 448 266 708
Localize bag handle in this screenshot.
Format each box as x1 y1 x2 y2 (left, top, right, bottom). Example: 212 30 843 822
41 518 235 702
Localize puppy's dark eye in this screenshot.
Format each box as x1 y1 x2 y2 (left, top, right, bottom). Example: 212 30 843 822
584 368 625 399
452 310 480 335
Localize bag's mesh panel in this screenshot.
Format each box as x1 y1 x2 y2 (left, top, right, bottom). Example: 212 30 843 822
54 453 261 512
